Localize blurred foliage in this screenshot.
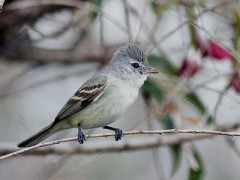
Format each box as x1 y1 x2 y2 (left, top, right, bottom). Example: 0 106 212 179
145 48 213 178
143 79 165 103
162 115 175 129
185 92 205 114
171 144 182 175
233 10 240 53
150 0 178 16
185 2 197 48
185 92 214 124
188 147 204 180
148 54 178 76
89 0 103 21
162 115 182 175
90 0 103 6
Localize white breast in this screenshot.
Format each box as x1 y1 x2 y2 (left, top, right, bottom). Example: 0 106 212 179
76 76 139 129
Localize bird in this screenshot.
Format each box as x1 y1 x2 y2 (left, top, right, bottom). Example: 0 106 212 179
17 43 158 147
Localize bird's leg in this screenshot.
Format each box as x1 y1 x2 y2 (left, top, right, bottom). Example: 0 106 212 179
77 123 86 144
103 126 123 141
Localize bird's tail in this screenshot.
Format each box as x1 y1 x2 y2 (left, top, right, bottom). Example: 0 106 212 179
18 124 54 148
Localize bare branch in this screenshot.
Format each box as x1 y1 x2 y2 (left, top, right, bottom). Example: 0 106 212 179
213 87 228 123
0 65 95 100
18 43 119 64
4 0 127 34
134 0 148 42
147 0 230 54
1 125 240 161
122 0 132 42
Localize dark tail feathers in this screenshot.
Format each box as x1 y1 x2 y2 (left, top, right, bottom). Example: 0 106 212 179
18 124 53 147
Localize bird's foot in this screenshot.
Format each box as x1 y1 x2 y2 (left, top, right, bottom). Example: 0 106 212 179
114 128 123 141
78 131 86 144
78 124 86 144
103 126 123 141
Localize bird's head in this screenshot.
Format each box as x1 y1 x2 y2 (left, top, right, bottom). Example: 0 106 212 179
109 43 158 87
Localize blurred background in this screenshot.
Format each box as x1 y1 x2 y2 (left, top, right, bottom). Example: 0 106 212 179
1 0 240 179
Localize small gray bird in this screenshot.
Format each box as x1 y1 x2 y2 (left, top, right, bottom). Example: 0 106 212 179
18 43 158 147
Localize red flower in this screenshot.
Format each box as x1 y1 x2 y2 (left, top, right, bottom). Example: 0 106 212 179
231 73 240 93
206 40 234 60
195 35 234 61
179 58 202 78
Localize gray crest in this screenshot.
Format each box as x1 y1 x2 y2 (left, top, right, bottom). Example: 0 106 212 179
113 43 149 65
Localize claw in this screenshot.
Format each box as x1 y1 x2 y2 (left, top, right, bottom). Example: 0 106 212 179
78 131 86 144
103 126 123 141
114 128 123 141
78 124 86 144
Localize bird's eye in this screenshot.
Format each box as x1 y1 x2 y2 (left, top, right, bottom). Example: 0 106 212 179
131 63 140 68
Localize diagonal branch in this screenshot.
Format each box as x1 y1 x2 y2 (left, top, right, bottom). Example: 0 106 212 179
147 0 230 54
122 0 132 42
5 0 127 33
1 125 240 161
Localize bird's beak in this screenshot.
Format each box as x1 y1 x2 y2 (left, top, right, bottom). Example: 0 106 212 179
141 66 159 74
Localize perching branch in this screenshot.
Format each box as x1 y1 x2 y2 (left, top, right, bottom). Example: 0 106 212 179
1 126 240 161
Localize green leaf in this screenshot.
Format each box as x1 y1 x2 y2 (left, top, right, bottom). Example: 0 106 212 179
150 0 166 16
185 4 197 48
171 144 182 175
89 0 104 22
233 10 240 52
185 92 205 114
90 0 103 6
198 0 206 7
162 115 175 129
148 54 178 76
150 0 178 16
161 115 182 174
142 79 165 103
185 92 214 124
188 148 204 180
206 115 214 125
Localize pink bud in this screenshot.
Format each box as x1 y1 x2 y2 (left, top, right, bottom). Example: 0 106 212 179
231 74 240 93
206 40 234 60
179 58 202 77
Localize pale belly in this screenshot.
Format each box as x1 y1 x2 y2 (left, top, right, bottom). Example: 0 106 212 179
66 84 138 129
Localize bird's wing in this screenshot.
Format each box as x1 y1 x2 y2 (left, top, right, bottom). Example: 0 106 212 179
54 76 107 123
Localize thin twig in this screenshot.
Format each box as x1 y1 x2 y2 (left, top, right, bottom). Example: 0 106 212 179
122 0 132 42
0 65 96 100
213 87 228 123
15 43 118 63
225 137 240 158
5 0 128 34
128 5 167 56
147 0 229 54
134 0 148 43
99 12 104 46
166 3 238 60
1 127 240 161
